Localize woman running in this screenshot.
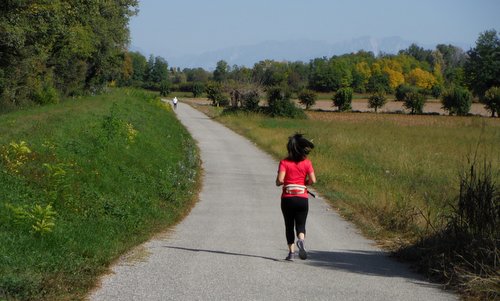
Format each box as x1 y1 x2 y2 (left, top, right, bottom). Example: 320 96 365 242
276 133 316 261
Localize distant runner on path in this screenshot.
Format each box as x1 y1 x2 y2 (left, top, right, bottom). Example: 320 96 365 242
276 133 316 261
172 97 178 109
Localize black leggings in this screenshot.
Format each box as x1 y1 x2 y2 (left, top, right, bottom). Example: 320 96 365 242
281 197 309 245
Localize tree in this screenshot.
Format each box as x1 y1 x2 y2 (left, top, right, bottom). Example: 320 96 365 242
406 68 437 90
352 61 371 92
441 86 472 116
464 30 500 99
192 82 204 98
213 60 229 82
309 57 352 92
184 67 210 83
383 67 405 91
129 52 147 84
368 92 387 113
395 84 415 102
367 63 390 93
483 86 500 117
403 91 426 114
333 87 353 112
298 89 317 110
159 80 170 96
151 56 169 84
436 44 467 86
205 81 228 107
0 1 139 111
399 43 434 67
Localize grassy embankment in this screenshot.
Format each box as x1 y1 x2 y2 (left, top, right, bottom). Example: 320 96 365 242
0 88 200 300
194 103 499 297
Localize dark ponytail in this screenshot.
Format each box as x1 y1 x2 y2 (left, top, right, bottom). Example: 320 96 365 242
286 133 314 162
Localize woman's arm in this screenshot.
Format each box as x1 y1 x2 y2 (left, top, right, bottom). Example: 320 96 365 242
276 171 285 186
306 172 316 185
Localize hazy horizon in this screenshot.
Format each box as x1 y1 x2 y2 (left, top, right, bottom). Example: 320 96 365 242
129 0 499 67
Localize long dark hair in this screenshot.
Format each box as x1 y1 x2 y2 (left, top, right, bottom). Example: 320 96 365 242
286 133 314 162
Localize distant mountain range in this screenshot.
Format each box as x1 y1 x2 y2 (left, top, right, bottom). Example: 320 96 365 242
131 36 469 70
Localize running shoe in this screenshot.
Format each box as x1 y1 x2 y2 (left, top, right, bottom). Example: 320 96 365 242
285 252 294 261
296 239 307 260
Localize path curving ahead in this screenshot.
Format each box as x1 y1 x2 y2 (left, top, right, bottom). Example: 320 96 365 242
89 101 456 301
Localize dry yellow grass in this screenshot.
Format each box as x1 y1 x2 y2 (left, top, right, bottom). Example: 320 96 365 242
210 109 500 243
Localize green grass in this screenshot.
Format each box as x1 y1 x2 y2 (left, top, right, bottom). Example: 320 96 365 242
0 88 200 300
214 110 500 241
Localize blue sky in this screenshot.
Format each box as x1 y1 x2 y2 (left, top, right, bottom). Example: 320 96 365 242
129 0 500 57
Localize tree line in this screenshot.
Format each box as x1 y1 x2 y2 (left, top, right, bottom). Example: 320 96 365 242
0 0 139 112
127 30 500 117
1 2 498 117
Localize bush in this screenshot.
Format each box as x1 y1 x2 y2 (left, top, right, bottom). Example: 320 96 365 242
332 87 353 111
441 86 472 116
368 91 387 113
242 90 260 112
266 86 305 118
483 86 500 117
298 89 317 110
403 91 426 114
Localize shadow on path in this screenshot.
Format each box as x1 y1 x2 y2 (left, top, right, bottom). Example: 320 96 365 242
305 250 436 284
163 245 281 262
164 245 439 286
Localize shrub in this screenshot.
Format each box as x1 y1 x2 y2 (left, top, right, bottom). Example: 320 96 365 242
242 90 260 112
403 91 427 114
441 86 472 116
298 89 317 110
368 91 387 113
332 87 353 111
266 86 305 118
483 86 500 117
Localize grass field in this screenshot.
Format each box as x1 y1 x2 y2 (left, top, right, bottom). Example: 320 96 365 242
0 88 200 300
206 108 500 243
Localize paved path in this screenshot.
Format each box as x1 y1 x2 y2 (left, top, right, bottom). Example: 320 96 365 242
89 101 456 301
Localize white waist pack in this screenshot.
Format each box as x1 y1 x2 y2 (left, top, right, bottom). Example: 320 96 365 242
284 184 307 195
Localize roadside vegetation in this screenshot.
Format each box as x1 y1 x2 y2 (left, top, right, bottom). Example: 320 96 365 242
0 88 200 300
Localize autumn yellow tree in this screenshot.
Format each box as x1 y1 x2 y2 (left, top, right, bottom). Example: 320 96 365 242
383 67 405 90
406 68 437 90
